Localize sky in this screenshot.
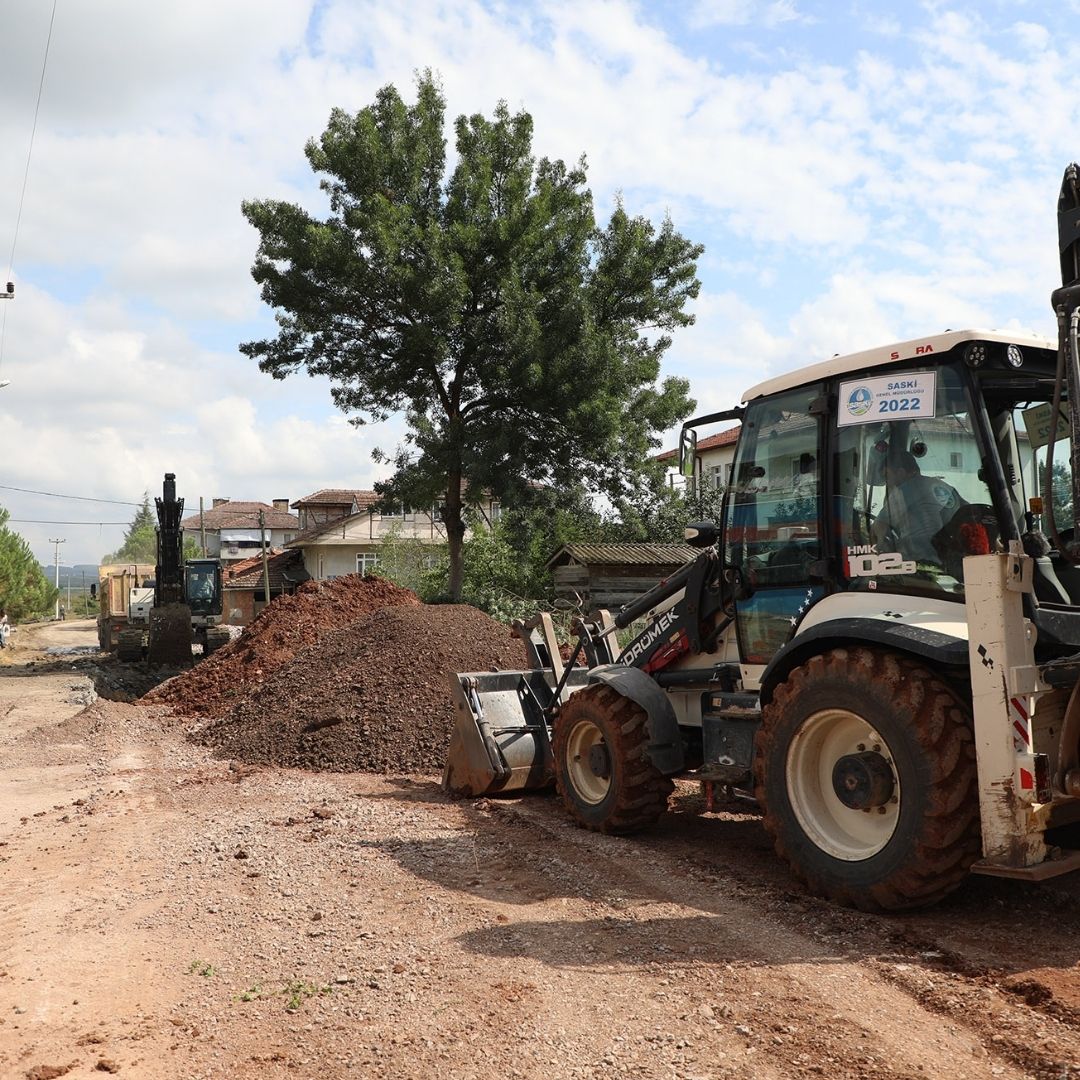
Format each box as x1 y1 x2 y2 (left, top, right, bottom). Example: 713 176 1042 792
2 0 1079 564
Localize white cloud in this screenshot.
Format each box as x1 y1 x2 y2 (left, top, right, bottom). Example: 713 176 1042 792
0 0 1078 562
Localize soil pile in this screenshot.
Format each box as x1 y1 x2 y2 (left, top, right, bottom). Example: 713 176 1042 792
144 574 420 719
195 603 526 772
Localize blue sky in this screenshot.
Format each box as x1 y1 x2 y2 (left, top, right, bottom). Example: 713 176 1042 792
1 0 1078 562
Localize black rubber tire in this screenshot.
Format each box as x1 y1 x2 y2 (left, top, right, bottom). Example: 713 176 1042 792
116 628 144 663
553 684 674 835
754 647 980 912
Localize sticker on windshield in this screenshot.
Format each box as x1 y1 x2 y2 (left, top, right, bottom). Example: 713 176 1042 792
838 372 937 427
1022 401 1070 451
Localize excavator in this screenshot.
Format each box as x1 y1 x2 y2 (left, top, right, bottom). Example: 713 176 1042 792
444 161 1080 910
115 473 230 664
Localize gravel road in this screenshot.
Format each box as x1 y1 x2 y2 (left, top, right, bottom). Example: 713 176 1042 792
1 620 1079 1079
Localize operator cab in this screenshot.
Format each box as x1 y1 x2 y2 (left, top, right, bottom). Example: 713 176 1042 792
684 330 1077 669
185 558 223 617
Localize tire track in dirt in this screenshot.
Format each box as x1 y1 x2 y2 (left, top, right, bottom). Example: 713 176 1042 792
466 795 1065 1080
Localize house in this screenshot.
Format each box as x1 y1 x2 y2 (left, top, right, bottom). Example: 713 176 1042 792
286 487 502 581
546 542 699 611
220 548 309 626
657 425 741 492
180 499 300 562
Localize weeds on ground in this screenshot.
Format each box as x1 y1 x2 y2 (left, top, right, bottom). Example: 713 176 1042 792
283 980 333 1011
187 960 215 977
232 977 333 1010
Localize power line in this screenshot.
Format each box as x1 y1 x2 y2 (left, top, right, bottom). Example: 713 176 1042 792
0 483 141 506
1 0 58 372
9 519 129 525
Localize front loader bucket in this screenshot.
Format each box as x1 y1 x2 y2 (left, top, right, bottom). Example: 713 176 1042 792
443 667 588 797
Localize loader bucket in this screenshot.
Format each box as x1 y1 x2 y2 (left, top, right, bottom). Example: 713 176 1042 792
443 667 589 796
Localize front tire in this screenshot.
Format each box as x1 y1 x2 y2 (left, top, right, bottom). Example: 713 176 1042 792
755 647 980 911
553 684 674 835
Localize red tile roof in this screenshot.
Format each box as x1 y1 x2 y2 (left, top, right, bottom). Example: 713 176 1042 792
656 424 741 463
180 501 299 530
222 548 307 590
291 489 378 510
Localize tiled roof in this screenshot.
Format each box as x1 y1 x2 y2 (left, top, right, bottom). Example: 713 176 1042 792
223 548 308 590
284 510 370 547
292 489 378 509
547 543 699 569
180 501 299 530
656 424 741 463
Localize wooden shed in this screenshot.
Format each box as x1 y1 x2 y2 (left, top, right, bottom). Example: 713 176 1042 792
546 543 699 611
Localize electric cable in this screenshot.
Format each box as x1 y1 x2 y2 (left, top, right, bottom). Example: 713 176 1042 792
0 0 58 373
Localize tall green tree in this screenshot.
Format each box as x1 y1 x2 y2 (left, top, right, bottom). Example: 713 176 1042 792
101 493 155 564
101 493 202 565
0 508 59 619
242 71 701 600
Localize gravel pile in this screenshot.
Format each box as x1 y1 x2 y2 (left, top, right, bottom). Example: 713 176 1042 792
144 574 420 719
195 603 526 772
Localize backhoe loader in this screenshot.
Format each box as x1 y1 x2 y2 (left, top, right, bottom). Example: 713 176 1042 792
444 162 1080 911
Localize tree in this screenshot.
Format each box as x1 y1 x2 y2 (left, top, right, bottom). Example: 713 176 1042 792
101 493 202 565
101 493 155 564
242 71 701 600
0 508 59 619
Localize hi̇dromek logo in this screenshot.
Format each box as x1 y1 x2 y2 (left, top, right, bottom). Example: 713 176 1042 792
846 386 872 417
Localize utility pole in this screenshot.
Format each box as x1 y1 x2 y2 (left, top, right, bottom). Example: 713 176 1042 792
258 510 271 608
49 537 65 620
199 496 206 557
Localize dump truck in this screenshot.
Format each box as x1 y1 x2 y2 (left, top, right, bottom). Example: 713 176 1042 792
96 563 155 652
445 162 1080 911
115 474 230 663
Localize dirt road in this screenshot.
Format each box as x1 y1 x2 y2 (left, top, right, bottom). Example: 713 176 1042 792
1 620 1079 1079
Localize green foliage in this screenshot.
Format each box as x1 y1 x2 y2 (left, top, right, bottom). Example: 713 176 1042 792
0 507 59 619
101 493 156 564
242 71 701 599
1050 460 1074 530
606 477 727 544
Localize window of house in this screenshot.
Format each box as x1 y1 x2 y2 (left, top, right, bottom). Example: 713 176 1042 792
949 451 963 469
357 553 379 576
490 501 502 522
708 465 726 491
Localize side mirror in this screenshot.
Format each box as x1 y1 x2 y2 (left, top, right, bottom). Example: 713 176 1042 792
679 427 697 478
89 583 97 599
684 520 719 548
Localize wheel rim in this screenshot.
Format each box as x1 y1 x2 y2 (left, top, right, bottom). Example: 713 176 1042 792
564 718 611 805
785 709 901 861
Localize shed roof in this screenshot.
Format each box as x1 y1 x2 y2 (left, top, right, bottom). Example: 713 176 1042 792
547 542 699 570
180 501 299 530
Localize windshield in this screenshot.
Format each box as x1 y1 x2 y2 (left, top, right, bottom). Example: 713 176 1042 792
186 566 217 607
836 362 994 596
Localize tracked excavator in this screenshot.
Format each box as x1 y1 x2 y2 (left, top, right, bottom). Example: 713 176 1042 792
115 473 230 664
444 162 1080 911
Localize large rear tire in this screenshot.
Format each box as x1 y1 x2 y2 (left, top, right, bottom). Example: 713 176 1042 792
755 647 980 911
553 684 674 835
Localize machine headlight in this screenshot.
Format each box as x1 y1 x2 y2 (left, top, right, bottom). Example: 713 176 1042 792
963 342 987 368
1005 344 1024 368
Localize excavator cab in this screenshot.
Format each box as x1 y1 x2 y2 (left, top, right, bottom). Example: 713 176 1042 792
185 559 223 618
